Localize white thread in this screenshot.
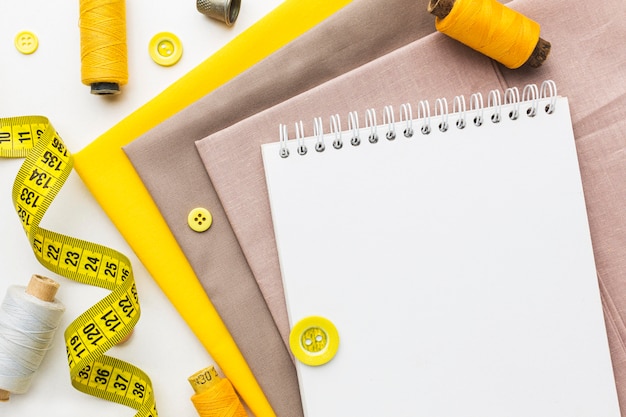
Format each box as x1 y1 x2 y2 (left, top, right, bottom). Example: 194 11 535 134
0 285 65 394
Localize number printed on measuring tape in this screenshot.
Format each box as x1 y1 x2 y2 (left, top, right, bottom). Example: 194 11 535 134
0 116 47 158
2 116 157 417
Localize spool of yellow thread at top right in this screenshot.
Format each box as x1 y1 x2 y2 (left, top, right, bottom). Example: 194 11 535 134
429 0 550 69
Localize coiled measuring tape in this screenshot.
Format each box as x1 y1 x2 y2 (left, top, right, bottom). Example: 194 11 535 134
1 116 157 416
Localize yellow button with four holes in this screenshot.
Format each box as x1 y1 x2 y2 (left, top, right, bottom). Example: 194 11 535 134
15 31 38 55
188 207 213 232
149 32 183 66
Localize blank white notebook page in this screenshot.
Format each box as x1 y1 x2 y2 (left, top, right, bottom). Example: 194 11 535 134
261 90 620 417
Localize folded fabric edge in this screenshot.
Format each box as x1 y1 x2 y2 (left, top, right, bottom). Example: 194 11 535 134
73 161 277 416
72 1 352 415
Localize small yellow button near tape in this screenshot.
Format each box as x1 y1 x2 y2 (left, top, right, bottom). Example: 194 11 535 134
1 116 157 417
290 316 339 366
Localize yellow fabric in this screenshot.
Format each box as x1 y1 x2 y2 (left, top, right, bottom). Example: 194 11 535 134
73 1 351 416
435 0 540 69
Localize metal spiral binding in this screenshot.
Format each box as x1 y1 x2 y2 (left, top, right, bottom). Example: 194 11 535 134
277 81 558 159
349 112 360 146
383 105 396 140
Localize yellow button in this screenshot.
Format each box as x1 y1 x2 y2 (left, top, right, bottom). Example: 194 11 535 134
15 31 38 55
188 208 213 232
149 32 183 66
290 316 339 366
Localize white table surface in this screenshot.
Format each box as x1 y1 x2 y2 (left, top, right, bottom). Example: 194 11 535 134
0 1 283 415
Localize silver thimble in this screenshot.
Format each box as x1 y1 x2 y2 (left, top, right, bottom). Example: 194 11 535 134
197 0 241 26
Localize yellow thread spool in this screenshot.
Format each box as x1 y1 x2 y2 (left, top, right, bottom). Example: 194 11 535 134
189 366 248 417
79 0 129 94
429 0 551 69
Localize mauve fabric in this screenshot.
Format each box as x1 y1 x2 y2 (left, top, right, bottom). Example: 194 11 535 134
198 35 498 341
197 0 626 411
123 0 436 415
501 1 626 406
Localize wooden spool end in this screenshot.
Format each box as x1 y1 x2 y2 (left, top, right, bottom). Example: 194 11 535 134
427 0 551 68
26 274 60 302
0 389 10 402
526 37 551 68
188 366 222 395
427 0 455 19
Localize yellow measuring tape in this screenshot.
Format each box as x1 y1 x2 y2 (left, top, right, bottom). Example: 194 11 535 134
1 115 157 416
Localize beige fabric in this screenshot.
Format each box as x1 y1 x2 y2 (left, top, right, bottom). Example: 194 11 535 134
125 0 436 348
197 0 626 411
198 36 497 347
123 0 437 415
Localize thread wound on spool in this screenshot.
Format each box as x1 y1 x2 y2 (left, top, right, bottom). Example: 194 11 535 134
79 0 128 94
432 0 543 69
0 279 65 399
189 366 248 417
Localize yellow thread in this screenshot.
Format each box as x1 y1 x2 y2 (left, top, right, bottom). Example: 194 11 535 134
79 0 128 89
435 0 540 69
189 367 248 417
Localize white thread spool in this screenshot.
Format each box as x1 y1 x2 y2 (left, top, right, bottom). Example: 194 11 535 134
0 275 65 401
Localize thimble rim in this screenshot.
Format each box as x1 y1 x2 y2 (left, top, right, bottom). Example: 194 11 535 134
226 0 241 26
197 0 241 26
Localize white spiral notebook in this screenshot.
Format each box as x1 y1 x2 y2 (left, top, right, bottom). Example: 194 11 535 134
261 81 620 417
